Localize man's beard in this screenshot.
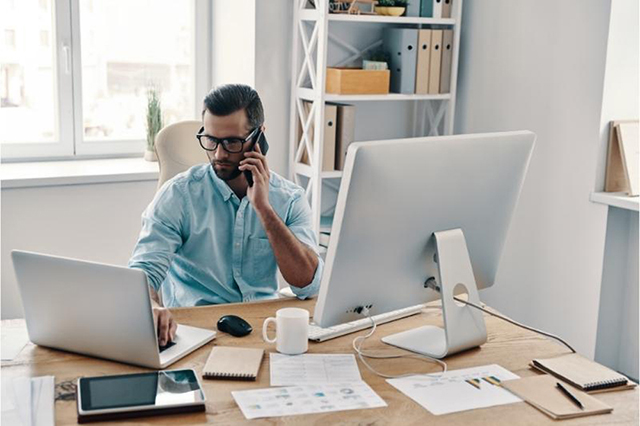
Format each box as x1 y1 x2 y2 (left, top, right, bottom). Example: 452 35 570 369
211 161 242 181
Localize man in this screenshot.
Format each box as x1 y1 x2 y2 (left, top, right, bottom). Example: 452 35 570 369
129 84 323 346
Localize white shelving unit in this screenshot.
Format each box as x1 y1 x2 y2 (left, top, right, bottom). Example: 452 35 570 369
288 0 463 239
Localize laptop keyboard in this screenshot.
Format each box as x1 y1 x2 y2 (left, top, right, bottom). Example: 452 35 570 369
159 341 177 353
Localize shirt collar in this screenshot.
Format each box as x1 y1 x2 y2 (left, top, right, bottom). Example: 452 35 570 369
208 165 235 202
208 164 274 203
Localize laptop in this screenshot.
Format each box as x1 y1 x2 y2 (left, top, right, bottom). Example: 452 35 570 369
11 250 216 369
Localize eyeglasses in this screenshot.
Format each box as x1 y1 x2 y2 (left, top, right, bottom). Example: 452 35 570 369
196 126 259 153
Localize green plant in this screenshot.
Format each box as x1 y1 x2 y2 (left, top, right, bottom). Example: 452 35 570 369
146 88 163 151
365 49 390 63
377 0 408 6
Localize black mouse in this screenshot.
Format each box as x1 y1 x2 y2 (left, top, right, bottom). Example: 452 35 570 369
216 315 252 337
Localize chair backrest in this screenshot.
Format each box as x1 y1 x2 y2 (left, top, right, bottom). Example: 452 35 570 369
155 120 209 190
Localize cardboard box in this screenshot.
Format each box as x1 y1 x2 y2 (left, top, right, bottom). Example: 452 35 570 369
326 68 390 95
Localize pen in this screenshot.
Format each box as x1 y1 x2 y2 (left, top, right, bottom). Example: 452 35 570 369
556 382 584 410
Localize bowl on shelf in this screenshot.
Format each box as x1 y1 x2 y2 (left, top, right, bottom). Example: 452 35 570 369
375 6 405 16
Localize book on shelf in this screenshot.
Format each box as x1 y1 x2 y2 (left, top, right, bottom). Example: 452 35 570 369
605 120 639 196
378 23 453 95
421 0 443 18
427 29 443 94
298 101 337 171
318 232 331 247
439 29 454 93
441 0 452 18
415 29 432 95
405 0 421 17
384 28 419 94
330 103 356 171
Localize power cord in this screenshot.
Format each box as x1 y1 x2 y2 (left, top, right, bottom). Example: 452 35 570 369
451 295 576 353
351 281 577 379
351 306 448 379
423 277 576 354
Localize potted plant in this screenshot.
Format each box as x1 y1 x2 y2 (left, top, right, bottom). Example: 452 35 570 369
375 0 408 16
145 88 163 162
363 49 390 70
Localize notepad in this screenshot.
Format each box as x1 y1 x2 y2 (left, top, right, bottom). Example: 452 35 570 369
202 347 264 381
502 375 613 420
531 353 634 393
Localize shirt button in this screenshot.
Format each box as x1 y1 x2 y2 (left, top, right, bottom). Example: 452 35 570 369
235 243 240 247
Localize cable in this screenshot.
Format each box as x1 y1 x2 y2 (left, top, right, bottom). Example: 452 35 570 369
351 307 448 379
423 277 576 353
452 295 576 353
351 282 577 379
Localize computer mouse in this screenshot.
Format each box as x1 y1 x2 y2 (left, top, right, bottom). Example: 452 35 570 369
216 315 253 337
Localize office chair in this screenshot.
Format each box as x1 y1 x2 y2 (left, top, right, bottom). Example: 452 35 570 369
154 120 293 298
154 120 209 191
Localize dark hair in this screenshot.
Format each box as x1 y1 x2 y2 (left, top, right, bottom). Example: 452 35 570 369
202 84 264 130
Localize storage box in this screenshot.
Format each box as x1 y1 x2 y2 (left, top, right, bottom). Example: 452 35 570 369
326 68 390 95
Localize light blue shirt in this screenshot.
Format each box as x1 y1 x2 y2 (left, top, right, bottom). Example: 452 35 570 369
129 164 323 307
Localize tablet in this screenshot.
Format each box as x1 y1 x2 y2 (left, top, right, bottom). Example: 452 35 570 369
77 369 206 423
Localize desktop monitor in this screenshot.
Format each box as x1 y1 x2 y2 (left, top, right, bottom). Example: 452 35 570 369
313 131 535 334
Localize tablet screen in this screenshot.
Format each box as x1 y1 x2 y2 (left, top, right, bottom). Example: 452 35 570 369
79 370 203 411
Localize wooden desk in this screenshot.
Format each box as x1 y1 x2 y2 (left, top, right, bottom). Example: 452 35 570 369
2 298 638 425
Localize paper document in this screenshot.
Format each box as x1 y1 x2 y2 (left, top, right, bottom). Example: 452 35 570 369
232 382 386 419
387 364 521 415
1 376 55 426
1 326 29 361
270 353 362 386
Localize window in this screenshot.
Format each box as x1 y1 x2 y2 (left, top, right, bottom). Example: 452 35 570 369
0 0 59 150
4 29 16 48
39 30 50 48
0 0 210 161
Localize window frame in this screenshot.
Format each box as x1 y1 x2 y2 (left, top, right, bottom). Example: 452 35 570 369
1 0 75 160
1 0 211 162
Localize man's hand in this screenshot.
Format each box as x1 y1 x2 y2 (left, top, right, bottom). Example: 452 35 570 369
152 306 177 346
240 143 271 212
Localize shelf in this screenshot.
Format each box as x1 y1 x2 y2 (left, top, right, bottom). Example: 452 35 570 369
329 14 456 26
299 10 456 25
591 192 639 212
297 87 451 102
326 93 451 102
294 162 343 179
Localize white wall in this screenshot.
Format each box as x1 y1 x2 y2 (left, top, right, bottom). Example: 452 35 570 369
211 0 256 88
210 0 292 178
254 0 294 178
596 0 639 189
594 0 639 380
596 207 639 381
1 181 157 319
455 0 612 357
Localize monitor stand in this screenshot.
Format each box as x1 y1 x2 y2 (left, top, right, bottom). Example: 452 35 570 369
381 228 487 359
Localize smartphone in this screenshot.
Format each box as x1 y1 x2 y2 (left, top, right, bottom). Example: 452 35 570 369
76 369 205 423
245 130 269 187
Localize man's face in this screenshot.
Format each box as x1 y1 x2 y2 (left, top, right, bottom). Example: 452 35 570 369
202 109 255 181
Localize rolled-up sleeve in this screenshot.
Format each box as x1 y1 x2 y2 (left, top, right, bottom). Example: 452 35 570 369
128 181 186 292
285 191 324 299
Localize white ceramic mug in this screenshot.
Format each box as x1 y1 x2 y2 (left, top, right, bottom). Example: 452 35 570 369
262 307 309 355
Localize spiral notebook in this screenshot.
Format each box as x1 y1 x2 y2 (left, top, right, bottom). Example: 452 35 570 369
531 353 634 393
202 347 264 381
